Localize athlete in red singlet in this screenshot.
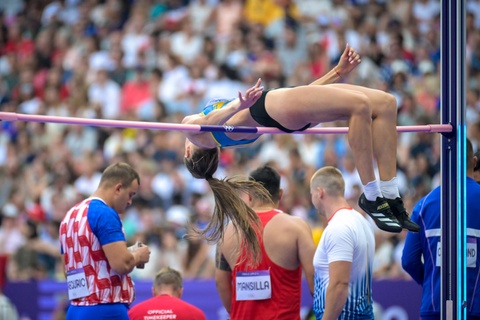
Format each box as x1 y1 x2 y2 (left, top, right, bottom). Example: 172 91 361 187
215 166 316 320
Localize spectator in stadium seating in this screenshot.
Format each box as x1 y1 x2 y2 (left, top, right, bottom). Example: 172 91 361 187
0 203 24 287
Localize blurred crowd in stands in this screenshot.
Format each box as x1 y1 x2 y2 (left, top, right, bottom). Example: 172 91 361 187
0 0 478 290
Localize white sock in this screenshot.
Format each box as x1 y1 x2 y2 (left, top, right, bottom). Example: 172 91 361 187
380 177 400 200
363 180 382 201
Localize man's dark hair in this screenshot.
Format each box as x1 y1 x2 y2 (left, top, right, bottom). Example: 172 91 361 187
99 162 140 188
474 150 480 172
467 138 475 171
249 165 281 203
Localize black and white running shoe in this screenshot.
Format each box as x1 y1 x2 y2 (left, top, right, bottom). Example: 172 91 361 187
358 193 402 233
386 197 420 232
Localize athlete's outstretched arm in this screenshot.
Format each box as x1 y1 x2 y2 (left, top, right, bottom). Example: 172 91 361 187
309 43 362 86
181 79 263 130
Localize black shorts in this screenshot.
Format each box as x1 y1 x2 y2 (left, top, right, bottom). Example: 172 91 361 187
249 90 311 133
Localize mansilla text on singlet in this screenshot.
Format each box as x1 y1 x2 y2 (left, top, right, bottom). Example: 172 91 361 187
237 281 270 291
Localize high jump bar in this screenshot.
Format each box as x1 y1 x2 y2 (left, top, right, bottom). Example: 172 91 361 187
0 112 453 134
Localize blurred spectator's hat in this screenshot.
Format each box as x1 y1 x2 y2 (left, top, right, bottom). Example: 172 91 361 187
166 206 190 227
317 15 330 26
418 60 435 75
1 203 18 218
27 203 45 223
90 55 113 71
391 60 410 75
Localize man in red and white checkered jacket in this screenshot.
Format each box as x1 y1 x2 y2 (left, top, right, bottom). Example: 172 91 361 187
60 162 151 320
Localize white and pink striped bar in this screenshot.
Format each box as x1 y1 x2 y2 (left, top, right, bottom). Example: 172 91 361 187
0 112 453 134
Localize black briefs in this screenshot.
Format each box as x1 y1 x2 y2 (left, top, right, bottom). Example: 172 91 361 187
249 90 311 133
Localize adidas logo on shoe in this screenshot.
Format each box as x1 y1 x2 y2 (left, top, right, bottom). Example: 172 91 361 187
358 193 402 233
